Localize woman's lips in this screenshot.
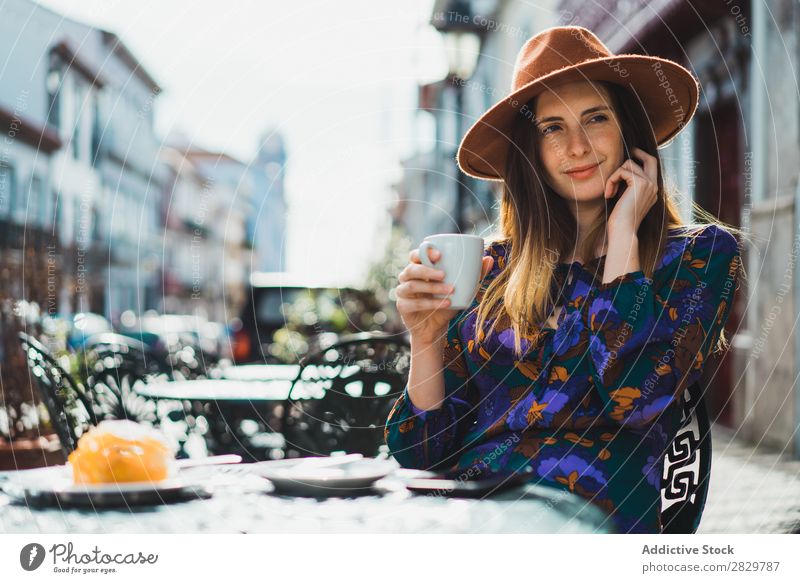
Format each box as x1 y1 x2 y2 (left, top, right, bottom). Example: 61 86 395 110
566 163 600 180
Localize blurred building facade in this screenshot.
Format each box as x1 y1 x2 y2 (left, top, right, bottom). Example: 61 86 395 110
159 146 215 319
0 0 163 323
0 0 283 330
179 147 255 324
154 135 287 326
93 30 164 321
159 131 287 323
0 0 91 315
394 0 800 457
250 129 288 273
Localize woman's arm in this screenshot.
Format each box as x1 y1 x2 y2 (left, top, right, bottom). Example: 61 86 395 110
384 314 479 470
405 339 449 411
583 224 741 428
602 225 641 284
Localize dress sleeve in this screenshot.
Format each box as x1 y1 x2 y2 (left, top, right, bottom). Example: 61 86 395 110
584 225 742 428
384 311 479 470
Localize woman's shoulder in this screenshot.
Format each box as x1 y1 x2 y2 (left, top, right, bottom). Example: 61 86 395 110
684 223 739 253
662 223 739 265
481 225 739 275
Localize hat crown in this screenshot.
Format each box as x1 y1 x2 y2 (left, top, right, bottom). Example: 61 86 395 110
512 26 612 91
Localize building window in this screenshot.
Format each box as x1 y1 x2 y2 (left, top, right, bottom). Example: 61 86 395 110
92 207 101 242
51 191 61 228
74 197 83 245
28 175 44 226
21 176 42 225
72 83 85 161
11 173 26 223
0 163 15 217
91 99 102 166
46 53 63 132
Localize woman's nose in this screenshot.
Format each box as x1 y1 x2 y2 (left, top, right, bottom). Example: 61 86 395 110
566 128 592 157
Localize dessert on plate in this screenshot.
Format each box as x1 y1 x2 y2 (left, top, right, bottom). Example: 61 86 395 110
67 420 177 485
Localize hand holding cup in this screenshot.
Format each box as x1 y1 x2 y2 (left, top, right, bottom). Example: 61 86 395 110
395 235 493 346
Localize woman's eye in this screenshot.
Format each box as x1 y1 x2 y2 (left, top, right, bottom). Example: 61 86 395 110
541 115 606 136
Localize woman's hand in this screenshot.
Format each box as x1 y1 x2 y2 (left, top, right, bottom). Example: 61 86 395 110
396 247 493 347
604 146 659 233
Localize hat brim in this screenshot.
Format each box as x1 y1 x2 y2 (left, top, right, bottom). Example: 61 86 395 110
456 54 700 182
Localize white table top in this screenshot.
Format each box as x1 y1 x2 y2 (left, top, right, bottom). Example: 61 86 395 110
0 462 615 534
216 364 302 382
135 379 317 402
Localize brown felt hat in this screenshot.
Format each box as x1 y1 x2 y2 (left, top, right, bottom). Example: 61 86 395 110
456 25 700 182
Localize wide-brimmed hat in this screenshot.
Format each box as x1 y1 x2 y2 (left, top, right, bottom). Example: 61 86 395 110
456 25 700 182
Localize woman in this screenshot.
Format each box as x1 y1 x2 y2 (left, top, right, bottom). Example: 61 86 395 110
384 26 746 533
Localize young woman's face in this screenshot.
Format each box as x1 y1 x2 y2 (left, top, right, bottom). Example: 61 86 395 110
533 80 625 203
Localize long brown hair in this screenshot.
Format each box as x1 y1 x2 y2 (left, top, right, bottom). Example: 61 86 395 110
472 80 748 358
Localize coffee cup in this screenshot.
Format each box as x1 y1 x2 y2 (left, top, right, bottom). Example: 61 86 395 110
418 234 484 310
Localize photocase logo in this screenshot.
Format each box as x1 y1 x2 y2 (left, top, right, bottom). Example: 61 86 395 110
20 543 46 571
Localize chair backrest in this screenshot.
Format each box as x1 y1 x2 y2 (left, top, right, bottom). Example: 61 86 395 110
84 333 167 425
281 331 410 457
85 333 172 377
18 332 98 457
659 380 712 533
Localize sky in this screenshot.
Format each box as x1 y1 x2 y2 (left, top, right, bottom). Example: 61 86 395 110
33 0 446 286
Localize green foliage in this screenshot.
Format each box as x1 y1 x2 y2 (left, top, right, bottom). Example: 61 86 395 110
363 224 409 333
265 226 410 364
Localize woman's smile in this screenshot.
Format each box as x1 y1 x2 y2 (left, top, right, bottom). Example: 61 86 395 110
565 162 601 180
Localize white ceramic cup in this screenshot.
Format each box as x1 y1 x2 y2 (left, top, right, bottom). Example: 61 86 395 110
418 234 484 310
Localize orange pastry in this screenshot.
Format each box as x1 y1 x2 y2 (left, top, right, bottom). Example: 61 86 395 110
68 420 176 484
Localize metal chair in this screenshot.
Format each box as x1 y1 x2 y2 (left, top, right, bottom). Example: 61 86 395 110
84 333 206 458
280 331 410 458
659 380 712 533
83 333 172 426
18 332 98 458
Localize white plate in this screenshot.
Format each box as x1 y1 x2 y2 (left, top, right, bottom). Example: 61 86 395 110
257 458 397 496
0 465 211 507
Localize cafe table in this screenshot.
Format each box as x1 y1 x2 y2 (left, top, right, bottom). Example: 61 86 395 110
0 461 616 533
135 378 303 459
212 363 302 382
136 378 298 402
136 363 380 459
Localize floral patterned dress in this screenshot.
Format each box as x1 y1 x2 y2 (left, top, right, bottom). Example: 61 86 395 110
385 224 741 533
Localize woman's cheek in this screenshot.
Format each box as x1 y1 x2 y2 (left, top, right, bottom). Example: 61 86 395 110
540 149 563 178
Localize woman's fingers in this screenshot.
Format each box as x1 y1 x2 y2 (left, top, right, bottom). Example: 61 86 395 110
621 158 648 178
604 167 644 198
605 157 655 198
396 280 454 298
481 256 494 279
408 247 441 264
397 252 493 321
396 296 451 312
398 262 446 283
631 146 658 183
401 253 492 284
